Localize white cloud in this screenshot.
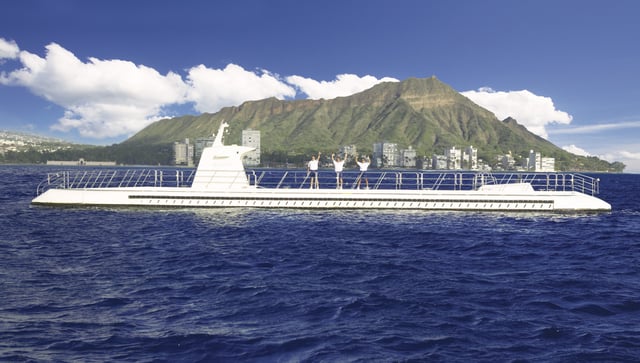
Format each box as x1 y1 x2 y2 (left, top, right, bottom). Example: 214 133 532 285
0 40 399 140
0 38 19 59
550 120 640 135
568 142 640 173
618 150 640 159
186 64 295 113
599 149 640 173
562 144 591 156
1 42 189 138
286 73 399 100
461 88 573 138
0 41 311 139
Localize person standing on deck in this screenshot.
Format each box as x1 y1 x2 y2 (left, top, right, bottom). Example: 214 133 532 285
307 152 321 189
331 153 345 189
356 154 370 189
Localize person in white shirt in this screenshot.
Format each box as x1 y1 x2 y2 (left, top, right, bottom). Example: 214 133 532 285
331 153 346 189
307 152 321 189
356 154 370 189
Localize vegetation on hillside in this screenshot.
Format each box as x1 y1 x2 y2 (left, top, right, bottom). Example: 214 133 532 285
0 77 625 172
122 77 624 172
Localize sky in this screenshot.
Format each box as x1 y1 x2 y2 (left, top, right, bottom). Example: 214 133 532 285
1 0 639 172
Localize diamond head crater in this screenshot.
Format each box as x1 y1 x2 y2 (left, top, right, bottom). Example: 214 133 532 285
1 77 625 172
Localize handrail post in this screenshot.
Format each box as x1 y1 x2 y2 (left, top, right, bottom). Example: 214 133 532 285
571 174 575 193
276 171 288 188
546 173 549 191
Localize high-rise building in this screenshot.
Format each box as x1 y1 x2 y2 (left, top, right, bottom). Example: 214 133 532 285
173 138 194 166
373 142 399 167
526 150 555 171
401 146 417 168
464 145 478 170
527 150 541 171
431 154 448 170
445 146 461 169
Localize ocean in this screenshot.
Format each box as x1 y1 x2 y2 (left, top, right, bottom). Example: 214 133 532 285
1 165 639 362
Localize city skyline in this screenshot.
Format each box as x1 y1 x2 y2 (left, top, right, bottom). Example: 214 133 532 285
1 0 639 172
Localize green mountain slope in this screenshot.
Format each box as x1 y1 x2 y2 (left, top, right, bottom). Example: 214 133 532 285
123 77 623 171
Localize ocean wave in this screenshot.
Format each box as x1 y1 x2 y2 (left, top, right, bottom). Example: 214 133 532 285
2 166 640 361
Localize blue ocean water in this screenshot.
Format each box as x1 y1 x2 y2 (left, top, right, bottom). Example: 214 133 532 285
1 165 639 362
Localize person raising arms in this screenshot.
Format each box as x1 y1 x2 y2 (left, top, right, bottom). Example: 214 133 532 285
331 153 346 189
355 153 370 189
307 152 321 189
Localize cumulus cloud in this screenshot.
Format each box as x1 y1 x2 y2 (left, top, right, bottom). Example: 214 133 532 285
563 143 640 173
618 150 640 160
1 42 189 138
598 149 640 173
0 38 19 59
461 88 573 138
1 40 398 140
186 64 295 113
562 144 591 156
286 73 399 100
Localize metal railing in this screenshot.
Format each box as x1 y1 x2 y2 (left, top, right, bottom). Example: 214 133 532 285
36 168 602 197
36 168 196 195
245 170 601 195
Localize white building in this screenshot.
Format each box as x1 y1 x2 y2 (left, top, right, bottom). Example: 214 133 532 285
527 150 541 171
401 146 417 168
431 154 448 170
463 145 478 170
540 157 555 172
527 150 555 172
373 142 400 167
445 146 462 170
173 138 194 166
242 129 261 166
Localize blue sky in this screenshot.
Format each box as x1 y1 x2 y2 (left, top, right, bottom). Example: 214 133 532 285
1 0 639 171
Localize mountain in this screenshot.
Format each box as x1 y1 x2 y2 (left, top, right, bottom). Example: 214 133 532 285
123 77 623 171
